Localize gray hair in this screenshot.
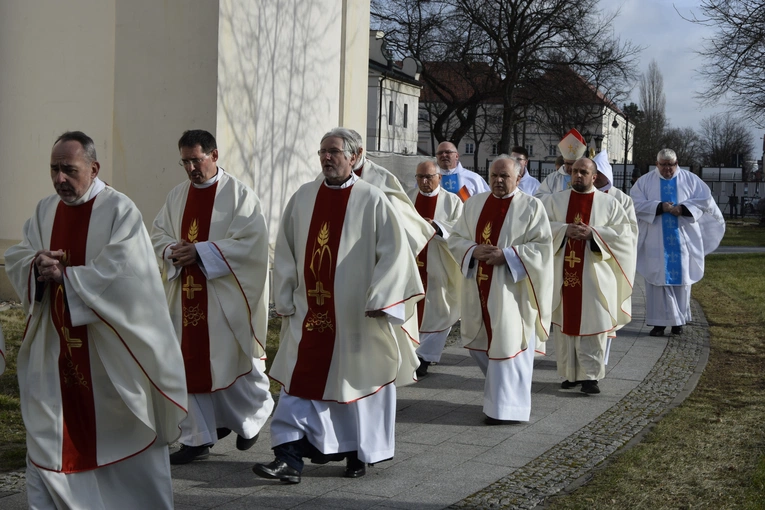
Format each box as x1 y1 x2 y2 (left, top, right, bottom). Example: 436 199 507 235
54 131 98 163
416 159 438 171
657 148 678 163
321 127 361 159
491 154 520 178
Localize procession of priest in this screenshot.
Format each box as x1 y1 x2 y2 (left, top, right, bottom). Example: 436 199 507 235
3 125 725 505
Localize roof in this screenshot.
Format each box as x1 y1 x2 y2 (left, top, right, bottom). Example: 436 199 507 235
419 61 503 104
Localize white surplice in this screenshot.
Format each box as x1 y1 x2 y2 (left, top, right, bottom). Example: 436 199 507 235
541 189 636 381
4 181 187 508
439 162 491 197
151 169 273 445
518 170 541 196
535 167 572 197
448 190 554 420
269 176 423 463
407 186 463 363
630 168 725 326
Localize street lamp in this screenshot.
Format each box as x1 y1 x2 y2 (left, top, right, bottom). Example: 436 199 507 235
611 114 629 192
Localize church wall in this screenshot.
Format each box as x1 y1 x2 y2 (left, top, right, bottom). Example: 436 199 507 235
0 0 117 241
111 0 220 223
215 0 370 244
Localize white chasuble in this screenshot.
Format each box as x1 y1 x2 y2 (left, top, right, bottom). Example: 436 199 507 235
449 191 553 358
541 189 636 335
630 168 724 288
151 171 270 391
5 187 187 472
406 187 463 333
535 168 572 197
271 179 423 403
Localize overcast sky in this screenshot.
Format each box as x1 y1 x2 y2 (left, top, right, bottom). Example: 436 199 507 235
609 0 765 159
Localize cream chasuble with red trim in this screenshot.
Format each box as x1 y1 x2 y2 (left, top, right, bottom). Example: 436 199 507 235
560 191 593 335
414 193 438 329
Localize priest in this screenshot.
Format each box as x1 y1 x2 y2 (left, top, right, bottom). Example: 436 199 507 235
449 156 553 424
436 141 490 201
630 149 724 336
4 131 188 509
406 160 464 378
511 146 541 195
151 130 273 464
252 127 423 484
540 157 635 394
535 129 586 197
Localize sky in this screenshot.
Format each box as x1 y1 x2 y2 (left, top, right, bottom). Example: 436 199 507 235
609 0 765 160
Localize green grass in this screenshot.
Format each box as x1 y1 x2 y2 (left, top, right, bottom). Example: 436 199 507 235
546 254 765 509
720 221 765 247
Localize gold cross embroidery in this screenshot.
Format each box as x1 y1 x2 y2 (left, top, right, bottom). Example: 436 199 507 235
61 326 82 357
417 258 425 267
477 266 489 283
183 275 203 299
308 281 332 305
564 250 581 268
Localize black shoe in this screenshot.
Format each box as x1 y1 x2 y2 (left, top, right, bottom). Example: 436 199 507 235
416 357 431 378
560 380 581 389
310 452 346 465
649 326 665 337
216 427 232 440
252 459 301 484
236 433 259 451
484 416 521 426
344 453 366 478
170 444 210 465
671 326 684 335
581 380 601 394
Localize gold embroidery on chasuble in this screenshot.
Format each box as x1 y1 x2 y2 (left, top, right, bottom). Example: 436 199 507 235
560 191 594 335
290 184 353 400
179 183 217 393
473 195 513 346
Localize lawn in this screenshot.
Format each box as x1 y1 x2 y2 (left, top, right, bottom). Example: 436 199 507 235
719 220 765 247
545 253 765 509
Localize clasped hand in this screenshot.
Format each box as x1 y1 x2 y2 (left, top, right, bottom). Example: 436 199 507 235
566 222 593 241
35 250 66 283
170 240 198 267
662 201 683 216
472 244 505 266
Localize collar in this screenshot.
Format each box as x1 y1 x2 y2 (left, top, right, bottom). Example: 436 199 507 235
192 167 223 189
439 162 463 175
324 172 358 189
492 189 517 199
419 186 441 197
67 177 106 206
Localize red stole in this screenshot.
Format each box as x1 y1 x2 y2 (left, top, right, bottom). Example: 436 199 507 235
414 193 438 329
289 184 353 400
49 198 97 473
561 191 594 335
474 194 513 348
179 183 218 393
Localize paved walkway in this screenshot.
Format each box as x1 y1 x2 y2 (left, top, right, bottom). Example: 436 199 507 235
0 275 711 509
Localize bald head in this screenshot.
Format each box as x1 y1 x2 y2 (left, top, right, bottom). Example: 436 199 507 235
489 156 521 197
436 141 459 170
571 158 596 193
415 160 441 193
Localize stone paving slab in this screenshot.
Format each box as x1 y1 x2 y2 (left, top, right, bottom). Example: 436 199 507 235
0 275 710 509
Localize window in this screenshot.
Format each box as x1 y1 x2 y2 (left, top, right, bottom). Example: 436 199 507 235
465 142 475 154
548 145 557 157
388 101 394 125
491 143 498 156
526 145 534 157
403 104 408 128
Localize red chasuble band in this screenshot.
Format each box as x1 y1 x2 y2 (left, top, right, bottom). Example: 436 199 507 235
560 191 594 336
414 193 438 329
49 199 97 473
289 184 354 400
473 195 512 349
179 183 218 393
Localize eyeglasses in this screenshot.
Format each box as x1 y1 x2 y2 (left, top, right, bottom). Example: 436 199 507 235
416 174 438 180
658 162 677 167
179 153 210 168
436 150 457 156
317 149 347 158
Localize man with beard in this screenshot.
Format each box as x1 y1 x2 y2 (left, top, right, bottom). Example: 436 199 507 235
540 158 636 394
449 156 553 423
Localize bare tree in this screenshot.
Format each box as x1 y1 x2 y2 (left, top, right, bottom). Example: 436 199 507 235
632 60 668 168
661 127 703 169
373 0 641 153
698 113 754 172
684 1 765 127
